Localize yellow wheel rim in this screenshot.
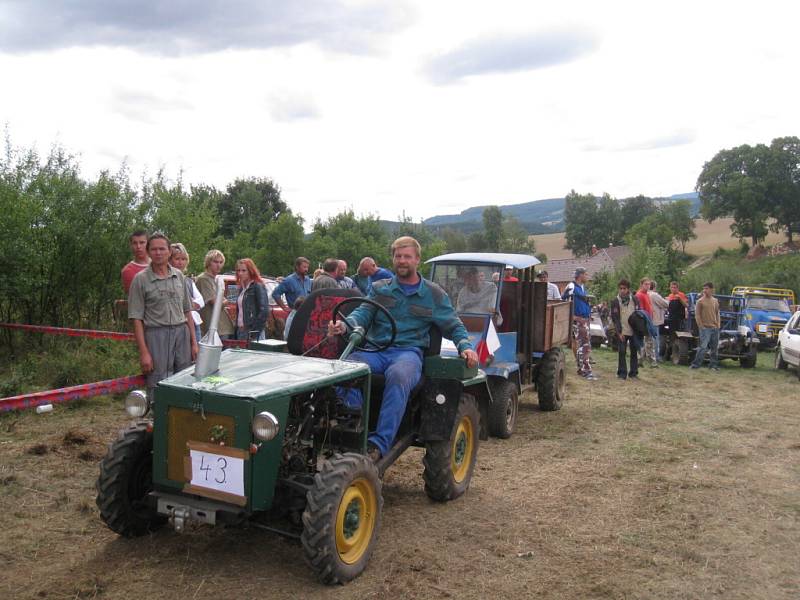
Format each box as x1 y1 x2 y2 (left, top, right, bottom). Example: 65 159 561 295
451 415 474 484
335 477 377 564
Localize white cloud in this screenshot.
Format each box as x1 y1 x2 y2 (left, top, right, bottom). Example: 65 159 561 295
0 0 798 226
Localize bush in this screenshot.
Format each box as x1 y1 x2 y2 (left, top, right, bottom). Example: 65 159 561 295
680 254 800 297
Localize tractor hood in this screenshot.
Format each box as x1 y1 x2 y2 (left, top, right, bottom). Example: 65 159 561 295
159 349 370 400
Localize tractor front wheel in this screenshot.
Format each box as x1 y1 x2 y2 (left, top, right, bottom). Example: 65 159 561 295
740 344 757 368
302 453 382 585
95 422 166 537
487 378 519 439
537 348 566 411
672 337 690 366
423 394 480 502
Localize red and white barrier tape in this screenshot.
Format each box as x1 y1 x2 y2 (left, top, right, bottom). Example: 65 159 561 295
0 322 251 411
0 323 248 347
0 374 147 413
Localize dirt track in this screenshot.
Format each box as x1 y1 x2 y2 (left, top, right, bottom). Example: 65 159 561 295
1 350 799 600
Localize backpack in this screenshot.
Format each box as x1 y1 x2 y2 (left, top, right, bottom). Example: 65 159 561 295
628 310 648 338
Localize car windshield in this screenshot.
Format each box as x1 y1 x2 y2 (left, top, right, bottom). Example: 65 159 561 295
431 264 501 314
746 297 790 312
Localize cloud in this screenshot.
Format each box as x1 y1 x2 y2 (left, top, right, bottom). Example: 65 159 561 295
424 28 600 84
0 0 414 55
267 92 321 122
582 130 696 152
110 88 193 123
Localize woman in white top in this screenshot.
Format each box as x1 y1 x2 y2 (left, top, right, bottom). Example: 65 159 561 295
169 243 205 342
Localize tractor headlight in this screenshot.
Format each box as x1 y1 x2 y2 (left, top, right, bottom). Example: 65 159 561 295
125 390 149 418
252 411 280 441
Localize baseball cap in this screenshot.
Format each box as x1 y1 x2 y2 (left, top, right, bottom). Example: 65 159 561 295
574 267 587 278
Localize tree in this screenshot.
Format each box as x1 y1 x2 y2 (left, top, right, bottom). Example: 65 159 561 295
767 136 800 243
305 210 391 269
217 177 287 239
482 206 503 252
563 190 598 256
499 216 535 254
619 195 657 233
661 200 696 252
595 193 623 247
696 144 772 246
467 231 486 252
440 227 467 253
150 180 221 272
254 212 305 276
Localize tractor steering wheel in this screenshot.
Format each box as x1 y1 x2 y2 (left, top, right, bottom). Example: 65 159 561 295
332 297 397 353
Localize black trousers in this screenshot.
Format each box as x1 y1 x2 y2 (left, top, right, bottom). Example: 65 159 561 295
617 335 639 378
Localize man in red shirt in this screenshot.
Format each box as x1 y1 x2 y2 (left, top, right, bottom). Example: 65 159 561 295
635 277 657 366
121 230 150 296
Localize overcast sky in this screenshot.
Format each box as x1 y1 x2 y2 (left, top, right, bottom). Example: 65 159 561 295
1 0 797 225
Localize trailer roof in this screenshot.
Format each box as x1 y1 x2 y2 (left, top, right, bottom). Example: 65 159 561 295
426 253 540 269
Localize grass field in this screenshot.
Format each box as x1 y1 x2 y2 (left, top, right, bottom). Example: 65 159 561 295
1 348 798 599
535 218 786 261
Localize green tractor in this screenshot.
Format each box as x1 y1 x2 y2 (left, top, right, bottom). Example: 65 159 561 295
96 290 488 584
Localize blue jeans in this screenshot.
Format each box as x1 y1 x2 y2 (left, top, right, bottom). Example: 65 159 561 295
342 347 423 456
692 327 719 368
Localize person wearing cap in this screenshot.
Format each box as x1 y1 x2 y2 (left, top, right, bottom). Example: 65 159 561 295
537 270 561 301
561 267 596 380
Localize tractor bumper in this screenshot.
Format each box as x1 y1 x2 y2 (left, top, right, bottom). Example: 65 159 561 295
151 492 246 532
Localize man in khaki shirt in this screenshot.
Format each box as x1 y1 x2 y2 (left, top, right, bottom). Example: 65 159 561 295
128 233 198 398
691 282 721 370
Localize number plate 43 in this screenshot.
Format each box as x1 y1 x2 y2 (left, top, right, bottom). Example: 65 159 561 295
184 441 249 506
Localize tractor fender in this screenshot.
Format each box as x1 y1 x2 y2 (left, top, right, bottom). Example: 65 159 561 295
419 379 490 442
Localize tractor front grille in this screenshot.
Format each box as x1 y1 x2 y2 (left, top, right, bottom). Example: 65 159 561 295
167 407 236 482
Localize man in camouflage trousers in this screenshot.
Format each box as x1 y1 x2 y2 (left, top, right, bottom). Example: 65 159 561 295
561 267 596 381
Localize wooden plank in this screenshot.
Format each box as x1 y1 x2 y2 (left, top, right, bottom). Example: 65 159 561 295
183 484 248 507
186 440 250 460
531 281 548 352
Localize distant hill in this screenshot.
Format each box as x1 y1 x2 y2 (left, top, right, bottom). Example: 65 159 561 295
408 192 700 235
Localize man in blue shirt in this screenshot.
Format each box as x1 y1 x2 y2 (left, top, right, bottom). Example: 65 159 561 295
562 267 596 380
272 256 312 311
329 237 478 461
354 256 394 294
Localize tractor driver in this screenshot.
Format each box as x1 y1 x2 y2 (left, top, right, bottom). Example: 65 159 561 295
328 236 479 462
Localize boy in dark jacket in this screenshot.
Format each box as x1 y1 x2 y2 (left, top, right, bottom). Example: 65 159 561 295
610 278 641 380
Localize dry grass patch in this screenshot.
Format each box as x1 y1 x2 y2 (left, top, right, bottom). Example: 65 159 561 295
0 349 798 599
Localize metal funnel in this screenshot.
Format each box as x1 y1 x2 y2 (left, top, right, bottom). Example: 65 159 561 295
195 275 225 378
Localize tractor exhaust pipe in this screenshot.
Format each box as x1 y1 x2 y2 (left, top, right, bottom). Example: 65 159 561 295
194 275 225 378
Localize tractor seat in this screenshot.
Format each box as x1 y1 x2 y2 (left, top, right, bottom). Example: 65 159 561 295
286 288 363 358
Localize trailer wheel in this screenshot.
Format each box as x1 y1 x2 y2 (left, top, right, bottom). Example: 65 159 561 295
96 422 166 537
739 344 757 369
302 453 382 584
487 378 519 439
671 337 690 366
423 394 480 502
537 348 565 411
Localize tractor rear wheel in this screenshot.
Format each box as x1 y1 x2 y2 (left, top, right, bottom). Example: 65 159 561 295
775 346 788 370
537 348 566 411
487 378 519 439
423 394 480 502
302 453 382 584
96 422 166 537
740 344 757 368
671 337 690 366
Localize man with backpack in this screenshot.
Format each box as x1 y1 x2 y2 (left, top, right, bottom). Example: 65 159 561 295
610 279 642 380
